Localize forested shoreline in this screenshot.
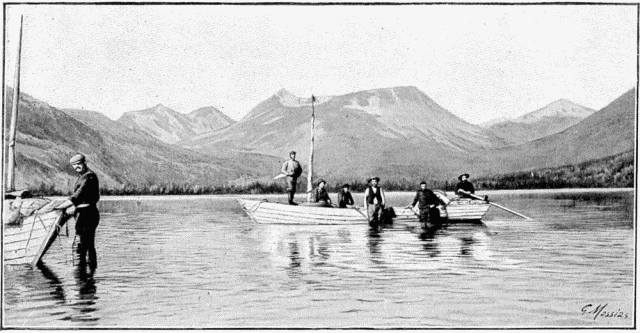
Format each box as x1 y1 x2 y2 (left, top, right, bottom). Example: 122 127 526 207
26 151 634 196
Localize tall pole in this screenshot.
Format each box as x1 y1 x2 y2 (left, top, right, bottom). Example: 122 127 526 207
306 95 316 203
7 15 23 192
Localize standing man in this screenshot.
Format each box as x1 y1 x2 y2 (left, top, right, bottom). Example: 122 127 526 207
312 179 332 206
407 181 442 225
281 151 302 205
337 184 354 208
55 154 100 269
455 173 476 198
363 177 385 225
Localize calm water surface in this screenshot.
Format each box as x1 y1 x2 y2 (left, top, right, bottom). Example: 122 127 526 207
3 189 635 328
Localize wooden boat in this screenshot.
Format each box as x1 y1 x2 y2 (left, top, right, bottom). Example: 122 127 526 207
236 93 494 224
394 198 491 222
238 199 368 225
238 198 490 225
3 17 72 267
4 198 70 267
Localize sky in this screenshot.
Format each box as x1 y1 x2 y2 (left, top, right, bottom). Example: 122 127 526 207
3 4 638 124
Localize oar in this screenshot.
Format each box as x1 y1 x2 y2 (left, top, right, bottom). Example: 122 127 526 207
466 192 532 220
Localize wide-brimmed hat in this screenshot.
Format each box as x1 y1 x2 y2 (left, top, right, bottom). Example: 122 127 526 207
316 179 326 185
458 173 470 180
69 153 86 164
420 181 427 185
342 184 350 188
369 177 380 182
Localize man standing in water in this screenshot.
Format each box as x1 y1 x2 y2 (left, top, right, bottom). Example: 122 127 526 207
55 154 100 269
407 181 442 226
363 177 385 225
281 151 302 205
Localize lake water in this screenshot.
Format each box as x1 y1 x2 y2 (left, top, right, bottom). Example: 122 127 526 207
2 189 635 328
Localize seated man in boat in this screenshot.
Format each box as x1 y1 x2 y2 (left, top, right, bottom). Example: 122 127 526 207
406 181 443 226
312 179 332 206
337 184 354 208
364 177 386 224
455 173 476 198
281 151 303 205
54 153 100 269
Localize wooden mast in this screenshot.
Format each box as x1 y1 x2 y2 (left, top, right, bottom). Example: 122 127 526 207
7 15 23 192
305 95 316 203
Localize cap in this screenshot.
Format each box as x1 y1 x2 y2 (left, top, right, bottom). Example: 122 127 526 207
69 154 86 164
289 151 296 155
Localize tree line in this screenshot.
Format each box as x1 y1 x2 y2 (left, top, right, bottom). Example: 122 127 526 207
27 150 633 196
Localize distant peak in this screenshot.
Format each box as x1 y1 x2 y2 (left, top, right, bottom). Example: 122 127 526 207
275 88 297 99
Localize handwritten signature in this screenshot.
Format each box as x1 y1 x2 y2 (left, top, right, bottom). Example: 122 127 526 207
581 304 630 320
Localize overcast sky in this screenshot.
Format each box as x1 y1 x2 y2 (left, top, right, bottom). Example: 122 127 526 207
4 4 637 124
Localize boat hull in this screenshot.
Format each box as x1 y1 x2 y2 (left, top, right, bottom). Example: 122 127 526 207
3 198 70 267
238 199 367 225
238 198 490 225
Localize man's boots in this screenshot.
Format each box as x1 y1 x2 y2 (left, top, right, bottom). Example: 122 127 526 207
288 191 296 205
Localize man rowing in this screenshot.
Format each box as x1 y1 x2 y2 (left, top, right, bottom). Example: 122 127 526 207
455 173 475 198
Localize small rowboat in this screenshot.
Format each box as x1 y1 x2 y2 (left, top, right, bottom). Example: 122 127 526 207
238 198 490 225
4 198 71 267
394 198 491 222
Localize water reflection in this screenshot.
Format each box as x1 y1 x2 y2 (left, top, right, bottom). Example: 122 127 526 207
60 263 100 323
417 225 441 258
408 222 492 260
36 262 67 305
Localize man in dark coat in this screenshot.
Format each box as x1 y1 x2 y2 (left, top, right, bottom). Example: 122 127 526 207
406 181 442 225
455 173 476 198
55 153 100 268
312 179 332 206
337 184 354 208
281 151 303 205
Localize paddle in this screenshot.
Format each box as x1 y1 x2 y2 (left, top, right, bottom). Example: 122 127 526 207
273 173 286 180
463 191 532 220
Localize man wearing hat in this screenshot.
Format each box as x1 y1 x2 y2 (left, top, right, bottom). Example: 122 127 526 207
363 177 385 224
312 179 332 206
337 184 354 208
406 181 442 225
455 173 475 198
281 151 302 205
55 153 100 269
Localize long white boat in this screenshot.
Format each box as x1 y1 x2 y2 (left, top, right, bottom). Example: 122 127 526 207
4 198 71 267
238 198 490 225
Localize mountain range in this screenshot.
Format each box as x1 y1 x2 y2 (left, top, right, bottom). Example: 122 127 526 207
118 104 235 144
3 88 278 192
3 85 636 191
482 99 596 145
180 86 509 181
479 88 636 174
